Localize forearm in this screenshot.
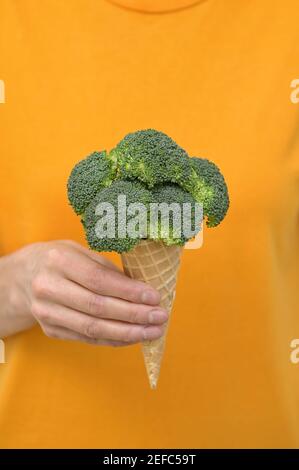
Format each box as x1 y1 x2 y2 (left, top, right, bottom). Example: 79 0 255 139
0 250 36 338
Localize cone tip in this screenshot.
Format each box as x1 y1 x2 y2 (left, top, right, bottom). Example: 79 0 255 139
149 377 158 390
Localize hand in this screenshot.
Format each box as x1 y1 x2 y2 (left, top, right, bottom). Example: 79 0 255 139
2 240 167 346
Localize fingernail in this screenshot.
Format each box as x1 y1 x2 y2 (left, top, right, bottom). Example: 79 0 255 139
143 326 163 341
149 309 168 324
141 290 160 305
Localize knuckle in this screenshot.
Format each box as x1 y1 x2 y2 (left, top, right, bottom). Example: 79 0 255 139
129 309 140 324
86 294 105 316
46 247 64 267
122 326 139 343
129 286 145 304
84 320 101 339
31 274 51 298
86 267 103 291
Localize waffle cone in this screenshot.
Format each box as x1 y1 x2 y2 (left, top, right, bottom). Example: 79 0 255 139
121 239 182 389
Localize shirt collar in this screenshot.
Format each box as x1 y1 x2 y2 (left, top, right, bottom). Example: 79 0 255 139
107 0 202 13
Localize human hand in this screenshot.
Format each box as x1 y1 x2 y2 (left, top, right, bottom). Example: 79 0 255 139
3 240 167 346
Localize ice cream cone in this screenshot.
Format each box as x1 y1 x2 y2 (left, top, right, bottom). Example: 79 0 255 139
121 239 182 389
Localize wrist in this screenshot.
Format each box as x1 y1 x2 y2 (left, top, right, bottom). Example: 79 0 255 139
0 247 36 335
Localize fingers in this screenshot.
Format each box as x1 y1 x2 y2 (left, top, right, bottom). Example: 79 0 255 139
31 240 164 348
57 249 160 306
37 302 165 343
59 240 121 272
43 325 136 347
41 277 168 325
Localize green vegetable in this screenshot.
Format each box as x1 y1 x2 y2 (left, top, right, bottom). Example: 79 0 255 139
149 184 202 246
110 129 192 188
185 157 229 227
67 130 229 253
83 180 151 253
67 151 116 215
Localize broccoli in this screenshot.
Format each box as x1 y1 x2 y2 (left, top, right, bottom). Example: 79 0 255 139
67 151 116 215
110 129 192 188
184 157 229 227
67 130 229 254
83 180 151 253
149 184 202 246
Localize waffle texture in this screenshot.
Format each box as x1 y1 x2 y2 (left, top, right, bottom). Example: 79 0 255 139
121 240 182 388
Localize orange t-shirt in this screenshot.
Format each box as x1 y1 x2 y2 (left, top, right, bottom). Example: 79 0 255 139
0 0 299 448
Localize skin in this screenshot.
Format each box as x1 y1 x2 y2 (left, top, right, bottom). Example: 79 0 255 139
0 240 168 347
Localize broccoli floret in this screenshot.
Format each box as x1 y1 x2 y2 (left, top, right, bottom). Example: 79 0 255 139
110 129 192 188
83 180 152 253
185 158 229 227
67 151 116 215
67 131 229 254
149 184 202 246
